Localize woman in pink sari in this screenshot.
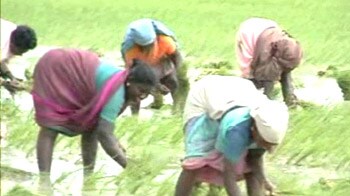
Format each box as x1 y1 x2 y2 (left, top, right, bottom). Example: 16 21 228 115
31 48 157 190
236 17 303 106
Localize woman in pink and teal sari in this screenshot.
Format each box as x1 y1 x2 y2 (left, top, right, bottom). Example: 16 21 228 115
175 75 289 196
31 48 157 190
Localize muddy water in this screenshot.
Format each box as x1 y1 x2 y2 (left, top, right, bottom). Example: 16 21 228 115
1 147 124 195
1 92 174 196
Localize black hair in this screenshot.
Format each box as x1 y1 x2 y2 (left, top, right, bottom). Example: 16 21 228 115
10 25 37 50
128 59 157 86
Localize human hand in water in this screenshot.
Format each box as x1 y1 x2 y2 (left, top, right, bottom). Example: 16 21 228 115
157 83 170 95
117 140 126 154
2 78 25 95
113 140 127 168
285 93 298 108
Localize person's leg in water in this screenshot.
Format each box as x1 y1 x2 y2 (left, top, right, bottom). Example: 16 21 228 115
223 158 242 196
36 127 58 194
174 169 197 196
159 72 180 112
81 130 98 191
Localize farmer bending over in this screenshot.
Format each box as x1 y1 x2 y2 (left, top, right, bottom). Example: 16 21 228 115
31 48 157 190
236 17 303 106
121 18 183 113
1 18 37 94
175 75 289 196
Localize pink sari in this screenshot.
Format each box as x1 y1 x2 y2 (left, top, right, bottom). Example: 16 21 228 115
182 150 250 185
235 18 278 78
32 48 128 132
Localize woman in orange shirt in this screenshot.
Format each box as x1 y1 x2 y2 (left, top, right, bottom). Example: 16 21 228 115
121 18 183 113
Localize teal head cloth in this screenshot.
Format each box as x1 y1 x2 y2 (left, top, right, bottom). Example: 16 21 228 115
121 18 176 58
130 19 156 46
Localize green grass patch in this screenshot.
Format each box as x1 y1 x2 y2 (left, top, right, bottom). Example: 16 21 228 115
4 185 38 196
2 0 350 71
273 102 350 170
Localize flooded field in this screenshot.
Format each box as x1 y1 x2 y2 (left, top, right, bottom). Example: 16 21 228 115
1 46 349 195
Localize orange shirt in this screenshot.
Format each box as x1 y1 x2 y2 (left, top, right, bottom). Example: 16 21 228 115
125 35 177 68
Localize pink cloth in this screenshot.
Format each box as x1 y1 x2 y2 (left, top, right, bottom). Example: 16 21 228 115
1 19 17 61
32 48 129 132
235 18 278 78
182 150 250 186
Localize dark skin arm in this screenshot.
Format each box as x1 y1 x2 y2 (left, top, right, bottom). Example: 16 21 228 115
280 71 297 106
95 118 127 168
249 79 275 99
0 58 15 80
245 148 275 196
118 101 129 116
223 158 242 196
252 29 299 106
262 81 275 99
251 30 298 104
252 70 297 106
168 49 182 69
1 58 25 94
1 79 24 95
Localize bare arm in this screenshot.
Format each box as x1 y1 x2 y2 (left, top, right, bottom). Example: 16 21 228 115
118 102 129 116
245 148 276 196
262 80 275 99
0 64 24 94
95 118 127 168
246 149 266 182
280 71 297 106
0 57 26 94
0 58 15 80
169 49 183 69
